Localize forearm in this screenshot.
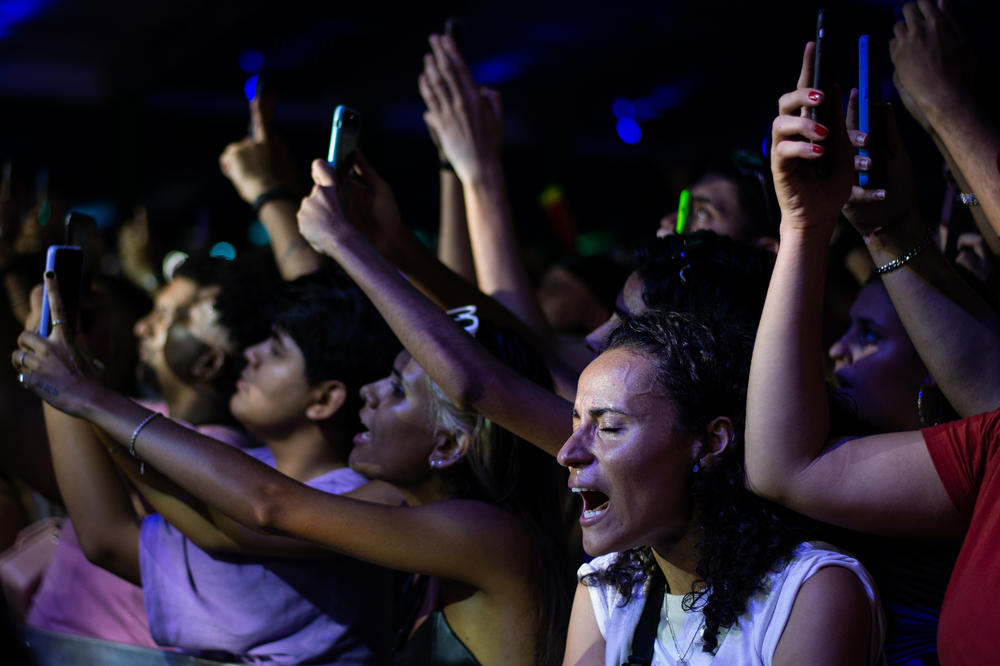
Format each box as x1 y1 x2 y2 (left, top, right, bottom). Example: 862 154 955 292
436 170 476 283
929 131 1000 254
745 225 833 497
42 403 141 583
312 226 572 455
926 96 1000 241
867 215 1000 415
259 200 325 280
464 166 555 344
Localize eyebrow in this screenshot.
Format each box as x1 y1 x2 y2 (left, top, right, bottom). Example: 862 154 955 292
690 196 716 206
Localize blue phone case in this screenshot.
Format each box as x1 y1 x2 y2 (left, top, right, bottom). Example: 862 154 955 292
39 245 82 337
858 35 871 187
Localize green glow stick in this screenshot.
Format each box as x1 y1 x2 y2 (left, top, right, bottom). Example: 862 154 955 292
675 189 691 235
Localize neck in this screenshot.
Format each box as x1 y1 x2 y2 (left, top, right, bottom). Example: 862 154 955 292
396 473 453 508
652 522 703 596
262 423 347 483
165 383 230 426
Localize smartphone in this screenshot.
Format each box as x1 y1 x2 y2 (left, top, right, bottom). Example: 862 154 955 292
858 35 872 187
810 9 833 177
65 211 98 297
327 105 361 183
39 245 83 338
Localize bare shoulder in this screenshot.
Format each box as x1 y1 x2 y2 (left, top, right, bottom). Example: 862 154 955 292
773 565 875 666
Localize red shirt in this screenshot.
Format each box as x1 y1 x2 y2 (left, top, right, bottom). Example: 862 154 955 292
923 408 1000 665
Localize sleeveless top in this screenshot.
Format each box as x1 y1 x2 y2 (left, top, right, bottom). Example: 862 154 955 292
393 575 480 666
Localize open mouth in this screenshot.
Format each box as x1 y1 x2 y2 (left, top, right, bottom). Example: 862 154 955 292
572 487 610 518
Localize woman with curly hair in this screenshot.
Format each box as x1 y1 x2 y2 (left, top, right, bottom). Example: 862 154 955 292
561 312 884 665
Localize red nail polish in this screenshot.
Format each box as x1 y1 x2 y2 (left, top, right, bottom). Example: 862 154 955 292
811 144 824 154
814 124 829 137
808 91 823 102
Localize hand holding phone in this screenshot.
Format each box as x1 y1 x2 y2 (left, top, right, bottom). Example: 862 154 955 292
810 9 834 178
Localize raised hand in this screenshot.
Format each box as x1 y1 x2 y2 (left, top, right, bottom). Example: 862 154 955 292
13 272 93 417
419 34 503 184
770 42 854 234
219 96 297 203
890 0 973 123
842 91 919 236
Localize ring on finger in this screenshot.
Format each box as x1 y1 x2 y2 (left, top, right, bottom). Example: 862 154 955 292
51 319 66 327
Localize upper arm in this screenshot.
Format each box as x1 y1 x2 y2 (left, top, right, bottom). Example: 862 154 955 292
772 565 876 666
563 581 605 666
767 430 964 539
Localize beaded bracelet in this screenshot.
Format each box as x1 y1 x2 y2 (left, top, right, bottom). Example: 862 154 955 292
874 232 934 275
958 192 979 207
129 412 159 475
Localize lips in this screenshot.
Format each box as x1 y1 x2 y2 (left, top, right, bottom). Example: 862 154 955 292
571 487 610 523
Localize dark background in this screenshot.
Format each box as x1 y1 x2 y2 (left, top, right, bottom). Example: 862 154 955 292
2 0 998 264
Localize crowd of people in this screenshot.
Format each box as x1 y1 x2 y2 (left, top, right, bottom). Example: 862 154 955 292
1 1 999 664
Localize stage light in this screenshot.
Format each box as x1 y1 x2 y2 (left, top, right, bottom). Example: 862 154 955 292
616 117 641 145
209 242 237 261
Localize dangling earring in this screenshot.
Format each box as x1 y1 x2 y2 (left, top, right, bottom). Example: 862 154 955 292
691 462 701 473
917 374 944 427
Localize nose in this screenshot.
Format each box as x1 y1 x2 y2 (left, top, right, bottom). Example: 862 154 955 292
244 340 265 365
360 378 381 407
556 427 592 469
828 335 851 371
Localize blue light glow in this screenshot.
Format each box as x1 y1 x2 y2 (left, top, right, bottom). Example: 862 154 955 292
247 219 270 246
761 136 769 157
470 52 530 86
209 242 237 261
611 98 634 119
616 118 641 145
0 0 52 39
244 74 259 102
239 49 264 74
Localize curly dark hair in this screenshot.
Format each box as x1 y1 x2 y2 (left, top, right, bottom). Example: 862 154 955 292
581 311 813 653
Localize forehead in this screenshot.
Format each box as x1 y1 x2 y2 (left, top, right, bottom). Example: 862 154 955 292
690 175 740 212
577 348 665 409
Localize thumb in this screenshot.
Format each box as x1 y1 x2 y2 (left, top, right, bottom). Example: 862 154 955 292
352 150 382 185
311 159 337 187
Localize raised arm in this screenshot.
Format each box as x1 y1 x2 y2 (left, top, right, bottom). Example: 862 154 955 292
300 157 572 456
421 34 556 345
744 43 963 539
842 95 1000 417
891 0 1000 242
219 96 324 279
16 327 532 589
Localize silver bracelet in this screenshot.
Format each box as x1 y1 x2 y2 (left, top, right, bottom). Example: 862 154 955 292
129 412 159 474
875 232 934 275
958 191 979 207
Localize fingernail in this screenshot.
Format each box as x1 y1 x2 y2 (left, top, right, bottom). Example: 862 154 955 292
857 132 869 145
45 271 55 279
875 190 886 200
814 124 829 138
808 91 823 102
811 144 825 154
859 157 871 168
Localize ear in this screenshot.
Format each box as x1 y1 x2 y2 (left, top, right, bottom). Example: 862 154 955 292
692 416 735 471
190 347 227 383
305 380 348 421
427 427 472 471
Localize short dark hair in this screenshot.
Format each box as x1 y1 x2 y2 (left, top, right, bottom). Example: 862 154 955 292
635 230 775 332
270 269 400 430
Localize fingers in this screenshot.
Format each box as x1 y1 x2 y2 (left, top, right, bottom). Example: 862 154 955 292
916 0 939 21
422 53 452 111
771 116 827 163
773 107 830 143
848 184 886 203
778 86 824 117
846 88 859 131
311 159 337 187
418 70 442 115
250 98 268 142
43 271 68 340
796 42 815 91
351 150 381 184
432 33 476 96
481 87 502 123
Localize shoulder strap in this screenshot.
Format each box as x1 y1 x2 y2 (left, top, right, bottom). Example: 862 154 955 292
624 575 665 666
